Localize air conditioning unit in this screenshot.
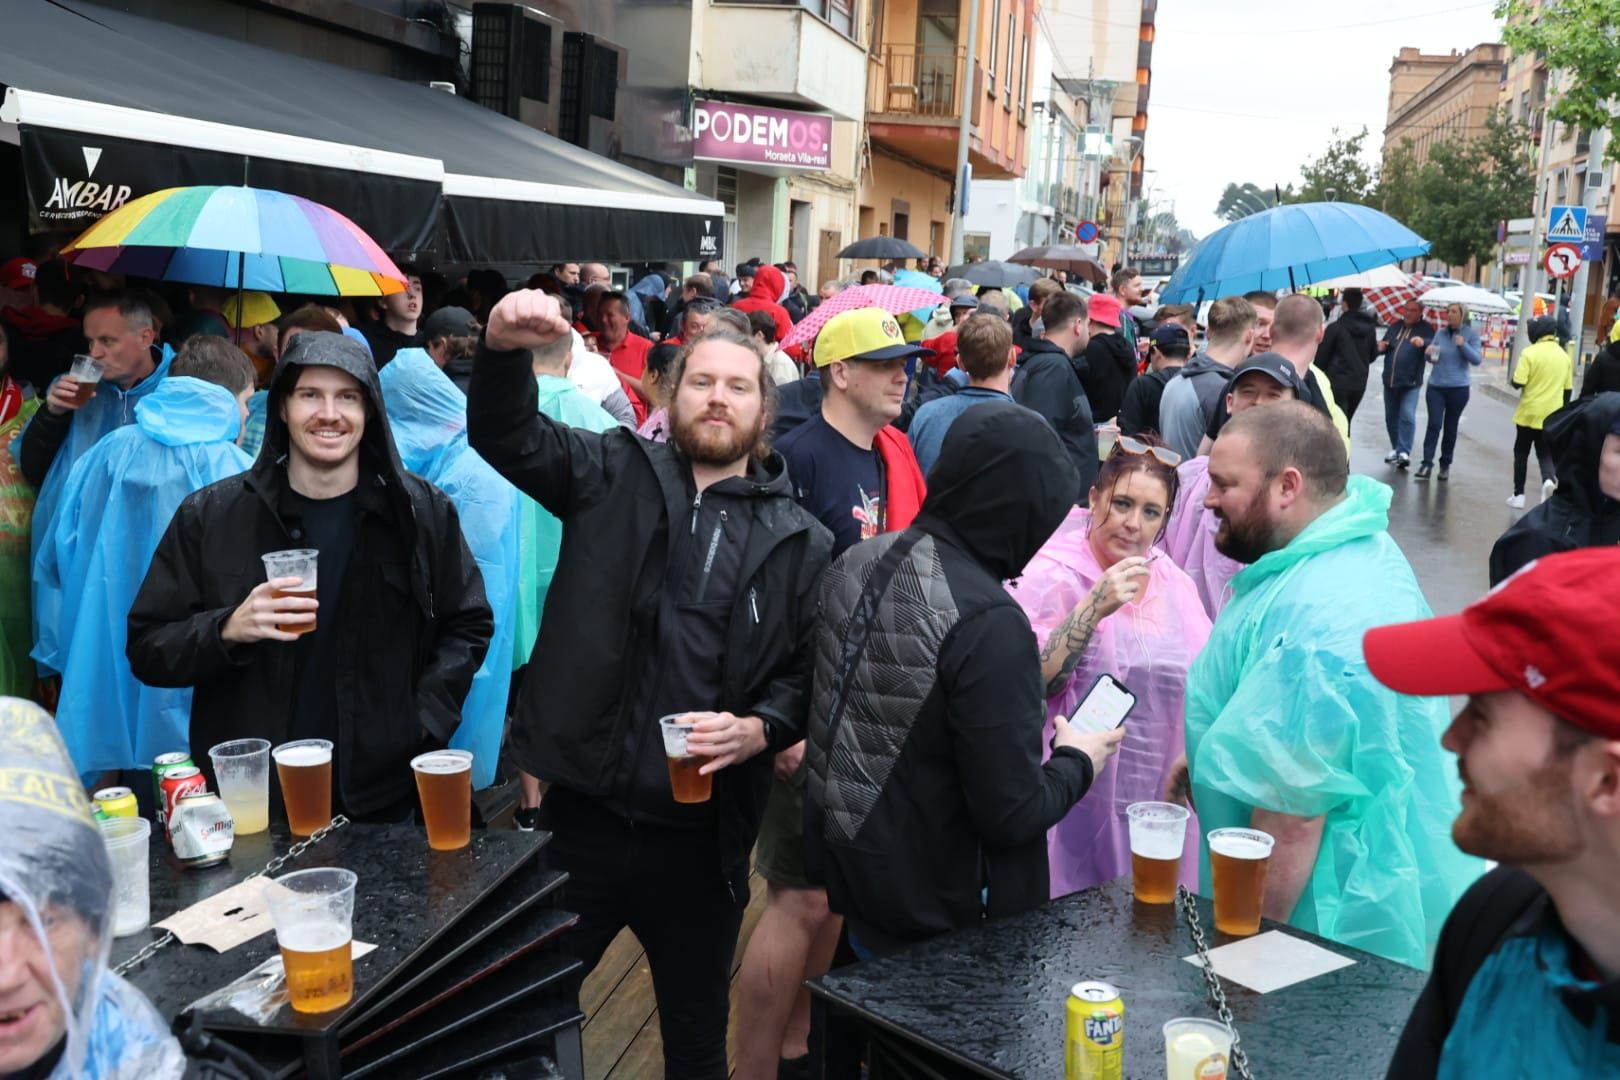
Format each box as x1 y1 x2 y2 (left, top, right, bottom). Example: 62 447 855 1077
559 32 626 156
471 3 563 133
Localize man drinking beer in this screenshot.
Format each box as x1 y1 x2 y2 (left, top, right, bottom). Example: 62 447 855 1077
467 290 831 1079
127 331 491 824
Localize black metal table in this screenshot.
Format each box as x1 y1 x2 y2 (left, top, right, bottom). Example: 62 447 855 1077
808 878 1428 1078
112 822 583 1078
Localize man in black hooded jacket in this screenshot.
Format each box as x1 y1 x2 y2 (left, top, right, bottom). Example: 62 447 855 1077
1314 288 1378 429
127 331 492 822
1489 391 1620 585
805 403 1123 957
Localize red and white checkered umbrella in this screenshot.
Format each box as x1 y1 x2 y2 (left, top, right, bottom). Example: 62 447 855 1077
781 284 947 350
1361 272 1427 324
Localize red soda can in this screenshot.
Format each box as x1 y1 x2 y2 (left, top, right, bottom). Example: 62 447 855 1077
160 767 207 841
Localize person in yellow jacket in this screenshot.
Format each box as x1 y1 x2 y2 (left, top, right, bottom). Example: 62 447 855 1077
1508 315 1575 509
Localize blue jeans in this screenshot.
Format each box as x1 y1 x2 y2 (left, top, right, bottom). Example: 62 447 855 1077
1384 384 1420 455
1421 385 1470 467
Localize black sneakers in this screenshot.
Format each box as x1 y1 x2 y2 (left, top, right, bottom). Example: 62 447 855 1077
1414 464 1433 480
513 806 542 832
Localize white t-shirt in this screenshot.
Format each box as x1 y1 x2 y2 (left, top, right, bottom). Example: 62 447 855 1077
568 330 622 402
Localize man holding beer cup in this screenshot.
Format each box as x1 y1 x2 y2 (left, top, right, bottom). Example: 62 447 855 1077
128 331 492 824
468 290 832 1079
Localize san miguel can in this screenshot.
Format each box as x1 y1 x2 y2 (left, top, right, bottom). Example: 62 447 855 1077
92 786 139 821
1065 981 1124 1080
159 766 207 841
151 752 194 831
170 791 234 868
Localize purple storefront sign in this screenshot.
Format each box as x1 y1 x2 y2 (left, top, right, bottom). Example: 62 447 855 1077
692 100 832 171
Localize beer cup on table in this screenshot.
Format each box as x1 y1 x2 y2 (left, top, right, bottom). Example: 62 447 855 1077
658 714 712 804
272 738 333 837
1163 1017 1233 1080
208 738 271 835
1207 827 1274 936
1125 801 1189 904
98 817 150 937
412 749 472 851
260 549 318 636
66 354 103 405
264 867 357 1014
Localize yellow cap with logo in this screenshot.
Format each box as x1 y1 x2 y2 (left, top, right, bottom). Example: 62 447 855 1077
813 306 932 367
221 290 282 330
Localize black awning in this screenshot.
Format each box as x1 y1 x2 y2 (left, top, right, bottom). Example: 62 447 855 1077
1 0 722 264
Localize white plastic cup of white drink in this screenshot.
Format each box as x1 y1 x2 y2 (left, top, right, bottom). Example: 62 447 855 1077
209 738 271 835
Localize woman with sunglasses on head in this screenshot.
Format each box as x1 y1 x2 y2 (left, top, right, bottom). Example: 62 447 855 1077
1008 434 1213 897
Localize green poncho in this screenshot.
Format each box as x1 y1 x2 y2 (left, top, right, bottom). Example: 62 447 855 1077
1185 476 1481 969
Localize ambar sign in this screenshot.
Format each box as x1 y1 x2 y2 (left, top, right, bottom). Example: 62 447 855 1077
692 100 832 172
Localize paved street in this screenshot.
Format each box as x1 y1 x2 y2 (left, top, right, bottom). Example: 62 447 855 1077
1350 357 1554 617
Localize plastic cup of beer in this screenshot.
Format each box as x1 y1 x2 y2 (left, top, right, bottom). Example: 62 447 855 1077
659 714 712 804
66 354 103 405
264 867 357 1014
272 738 333 837
98 817 151 937
1162 1017 1233 1080
1126 801 1189 905
1208 827 1275 936
261 549 318 636
209 738 271 835
412 749 472 851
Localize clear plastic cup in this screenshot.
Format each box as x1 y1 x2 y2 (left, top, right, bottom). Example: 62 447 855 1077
1163 1017 1233 1080
411 749 472 851
1208 827 1275 936
261 549 319 636
264 867 357 1014
98 817 151 937
1125 801 1190 905
272 738 333 837
67 354 104 405
209 738 271 835
658 713 711 804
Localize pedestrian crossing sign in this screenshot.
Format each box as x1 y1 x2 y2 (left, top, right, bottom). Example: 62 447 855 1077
1546 205 1587 242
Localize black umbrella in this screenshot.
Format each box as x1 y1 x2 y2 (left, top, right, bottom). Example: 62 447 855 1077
1007 245 1107 286
837 236 928 260
942 260 1041 288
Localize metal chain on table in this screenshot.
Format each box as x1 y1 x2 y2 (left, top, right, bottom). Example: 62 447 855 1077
113 815 351 977
1178 884 1255 1080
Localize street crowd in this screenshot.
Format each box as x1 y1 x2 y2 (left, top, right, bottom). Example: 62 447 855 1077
0 242 1617 1079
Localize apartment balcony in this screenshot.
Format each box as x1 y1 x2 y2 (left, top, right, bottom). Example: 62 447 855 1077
865 42 1019 178
702 2 868 119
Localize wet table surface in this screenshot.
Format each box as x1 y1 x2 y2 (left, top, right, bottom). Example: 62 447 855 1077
809 878 1428 1078
112 821 545 1038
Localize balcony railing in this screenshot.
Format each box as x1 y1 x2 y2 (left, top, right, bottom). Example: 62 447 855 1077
868 43 970 121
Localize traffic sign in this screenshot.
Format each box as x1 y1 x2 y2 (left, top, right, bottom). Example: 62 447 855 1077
1076 220 1100 244
1544 242 1582 279
1547 204 1588 242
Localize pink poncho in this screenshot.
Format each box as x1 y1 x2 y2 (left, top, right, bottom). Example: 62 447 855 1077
1008 507 1212 898
1160 456 1244 620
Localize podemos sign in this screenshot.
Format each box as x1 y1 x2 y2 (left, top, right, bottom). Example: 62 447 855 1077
692 100 831 171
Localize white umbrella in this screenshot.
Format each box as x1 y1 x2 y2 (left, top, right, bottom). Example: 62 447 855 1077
1419 284 1514 313
1312 264 1415 290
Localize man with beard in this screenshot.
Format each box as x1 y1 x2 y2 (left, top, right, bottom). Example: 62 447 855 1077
467 290 832 1080
1368 550 1620 1073
1168 402 1478 968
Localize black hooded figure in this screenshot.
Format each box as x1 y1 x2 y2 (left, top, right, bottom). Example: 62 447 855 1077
128 331 492 821
1490 391 1620 585
805 402 1102 957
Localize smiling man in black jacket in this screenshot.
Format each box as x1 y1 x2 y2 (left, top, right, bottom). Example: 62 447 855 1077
467 290 832 1080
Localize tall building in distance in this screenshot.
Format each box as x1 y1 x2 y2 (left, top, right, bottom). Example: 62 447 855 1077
1383 44 1507 167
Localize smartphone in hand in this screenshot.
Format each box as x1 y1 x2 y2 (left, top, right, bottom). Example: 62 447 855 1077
1068 674 1136 735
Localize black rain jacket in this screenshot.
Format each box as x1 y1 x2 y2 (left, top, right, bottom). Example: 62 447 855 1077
1316 305 1379 406
1011 338 1098 495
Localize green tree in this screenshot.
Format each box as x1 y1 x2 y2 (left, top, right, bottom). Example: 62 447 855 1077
1499 0 1620 162
1292 127 1378 205
1376 138 1421 227
1214 182 1290 221
1407 110 1536 268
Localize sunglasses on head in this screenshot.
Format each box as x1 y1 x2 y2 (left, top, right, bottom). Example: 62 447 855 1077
1111 435 1182 468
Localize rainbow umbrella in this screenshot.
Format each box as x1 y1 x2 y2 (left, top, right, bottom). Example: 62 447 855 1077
60 185 407 296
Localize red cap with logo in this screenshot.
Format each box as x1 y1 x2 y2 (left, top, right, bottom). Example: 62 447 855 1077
0 258 37 291
1363 548 1620 738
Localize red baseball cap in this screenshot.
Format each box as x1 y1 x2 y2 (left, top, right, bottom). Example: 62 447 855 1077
0 258 37 291
1364 548 1620 737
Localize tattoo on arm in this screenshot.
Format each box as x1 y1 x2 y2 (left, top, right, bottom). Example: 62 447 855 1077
1041 594 1103 698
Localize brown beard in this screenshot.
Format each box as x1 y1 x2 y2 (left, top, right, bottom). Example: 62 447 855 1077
1212 486 1278 564
670 402 765 467
1452 752 1584 865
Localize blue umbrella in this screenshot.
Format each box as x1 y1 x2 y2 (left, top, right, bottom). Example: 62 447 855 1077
1157 202 1429 304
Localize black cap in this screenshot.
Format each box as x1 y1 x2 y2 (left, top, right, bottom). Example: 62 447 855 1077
1229 352 1306 396
1150 323 1190 349
422 306 479 339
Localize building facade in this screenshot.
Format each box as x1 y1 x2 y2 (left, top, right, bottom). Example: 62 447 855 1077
1383 44 1507 167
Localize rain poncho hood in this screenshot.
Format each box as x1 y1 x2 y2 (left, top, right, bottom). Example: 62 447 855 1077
378 348 517 789
746 265 788 305
0 697 185 1078
1160 456 1244 618
913 401 1079 581
1184 476 1481 968
1007 507 1211 896
26 345 174 677
625 273 666 327
34 378 251 776
512 375 618 667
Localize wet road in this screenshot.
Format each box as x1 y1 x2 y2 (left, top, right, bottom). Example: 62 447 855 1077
1349 359 1549 617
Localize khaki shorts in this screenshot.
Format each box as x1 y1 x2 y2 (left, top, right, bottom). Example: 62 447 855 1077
752 758 813 889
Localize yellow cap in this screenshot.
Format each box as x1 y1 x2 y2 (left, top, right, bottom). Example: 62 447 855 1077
813 306 931 367
221 290 281 330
